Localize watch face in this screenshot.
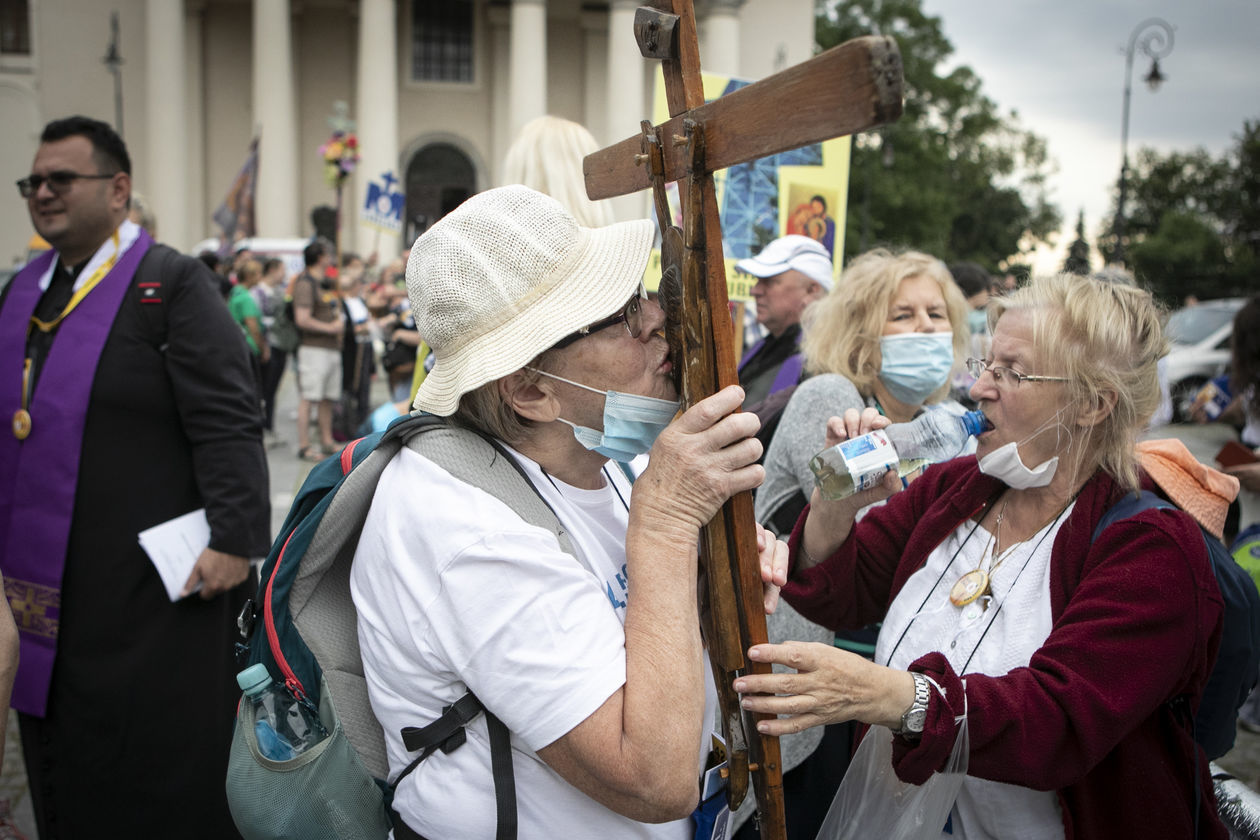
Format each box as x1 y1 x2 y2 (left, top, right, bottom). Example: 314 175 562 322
905 708 927 733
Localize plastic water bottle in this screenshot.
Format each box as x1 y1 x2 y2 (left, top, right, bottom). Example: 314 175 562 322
237 663 328 761
810 409 989 500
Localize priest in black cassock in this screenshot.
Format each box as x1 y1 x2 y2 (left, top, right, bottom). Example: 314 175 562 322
0 116 269 837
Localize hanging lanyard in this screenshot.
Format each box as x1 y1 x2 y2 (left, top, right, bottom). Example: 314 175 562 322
13 232 122 441
28 231 122 334
882 496 1073 674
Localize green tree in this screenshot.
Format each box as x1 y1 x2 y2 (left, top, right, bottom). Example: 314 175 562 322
1221 119 1260 285
1131 211 1228 300
1102 119 1259 301
1098 147 1229 261
1062 210 1091 274
819 0 1061 270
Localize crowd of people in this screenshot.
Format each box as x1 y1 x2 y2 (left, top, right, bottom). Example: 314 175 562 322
191 235 424 456
0 111 1256 840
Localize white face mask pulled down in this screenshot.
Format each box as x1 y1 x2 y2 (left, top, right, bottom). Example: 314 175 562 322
976 407 1072 490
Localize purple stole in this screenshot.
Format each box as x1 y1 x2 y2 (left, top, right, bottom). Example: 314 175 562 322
0 230 153 716
738 335 805 398
738 337 765 370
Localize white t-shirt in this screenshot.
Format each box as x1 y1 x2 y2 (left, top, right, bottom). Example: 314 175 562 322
875 504 1074 840
351 445 710 839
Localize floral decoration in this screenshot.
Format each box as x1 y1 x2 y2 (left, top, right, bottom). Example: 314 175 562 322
320 131 360 187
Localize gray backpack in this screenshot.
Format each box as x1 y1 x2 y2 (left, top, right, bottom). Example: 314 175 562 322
227 414 577 840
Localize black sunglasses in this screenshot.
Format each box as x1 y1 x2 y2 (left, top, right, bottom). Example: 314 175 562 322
552 284 647 351
17 171 118 199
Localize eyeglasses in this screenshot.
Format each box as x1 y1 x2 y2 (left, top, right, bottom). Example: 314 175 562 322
965 358 1069 387
552 283 647 350
17 171 117 199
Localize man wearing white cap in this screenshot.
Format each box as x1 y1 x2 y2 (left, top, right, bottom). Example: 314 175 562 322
350 186 787 839
736 235 834 409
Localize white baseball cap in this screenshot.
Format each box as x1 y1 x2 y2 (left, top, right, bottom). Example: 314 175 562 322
735 235 834 291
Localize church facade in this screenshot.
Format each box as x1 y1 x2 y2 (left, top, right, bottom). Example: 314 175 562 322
0 0 815 266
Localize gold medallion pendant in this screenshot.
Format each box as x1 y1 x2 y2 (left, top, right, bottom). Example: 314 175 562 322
12 409 31 441
950 569 989 607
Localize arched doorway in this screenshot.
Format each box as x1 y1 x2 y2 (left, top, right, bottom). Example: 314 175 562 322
404 142 476 244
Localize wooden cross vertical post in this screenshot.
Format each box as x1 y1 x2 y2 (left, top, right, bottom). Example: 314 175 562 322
586 4 903 836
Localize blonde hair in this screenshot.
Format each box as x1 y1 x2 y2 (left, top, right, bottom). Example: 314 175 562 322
988 273 1168 492
238 258 263 286
500 116 611 228
128 191 157 236
800 248 969 401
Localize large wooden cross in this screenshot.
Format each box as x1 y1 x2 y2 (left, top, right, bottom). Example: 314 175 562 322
585 4 903 836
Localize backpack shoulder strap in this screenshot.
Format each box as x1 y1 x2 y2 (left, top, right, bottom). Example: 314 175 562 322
401 419 579 561
292 415 448 608
134 243 182 351
381 415 597 840
1091 490 1177 544
393 695 516 839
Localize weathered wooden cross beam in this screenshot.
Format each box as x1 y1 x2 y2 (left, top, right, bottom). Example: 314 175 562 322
585 5 903 836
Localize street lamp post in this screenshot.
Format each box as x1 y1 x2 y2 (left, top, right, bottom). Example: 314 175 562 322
1110 18 1174 266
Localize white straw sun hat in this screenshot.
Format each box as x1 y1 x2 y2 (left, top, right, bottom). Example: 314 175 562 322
407 185 654 416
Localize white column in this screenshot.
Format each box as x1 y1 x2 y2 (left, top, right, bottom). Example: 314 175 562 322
253 0 300 238
488 3 512 185
509 0 547 141
184 2 206 242
700 0 743 78
605 0 647 221
355 0 400 258
580 8 608 136
146 0 189 249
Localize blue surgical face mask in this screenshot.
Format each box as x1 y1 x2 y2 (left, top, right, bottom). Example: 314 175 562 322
967 308 989 336
878 332 955 405
529 368 680 461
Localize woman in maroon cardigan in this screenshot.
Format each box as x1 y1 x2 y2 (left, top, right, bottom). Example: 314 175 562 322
736 273 1226 839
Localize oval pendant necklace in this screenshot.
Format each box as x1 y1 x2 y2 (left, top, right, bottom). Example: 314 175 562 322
950 496 1010 607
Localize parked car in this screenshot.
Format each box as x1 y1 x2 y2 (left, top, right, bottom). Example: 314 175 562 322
1164 297 1247 422
3 234 52 293
189 236 310 279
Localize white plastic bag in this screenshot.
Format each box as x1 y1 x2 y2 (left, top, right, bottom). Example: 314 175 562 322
816 711 969 840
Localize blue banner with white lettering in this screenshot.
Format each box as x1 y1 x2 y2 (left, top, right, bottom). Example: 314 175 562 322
361 171 404 233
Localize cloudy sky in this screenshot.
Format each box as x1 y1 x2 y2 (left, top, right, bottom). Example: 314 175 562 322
916 0 1260 273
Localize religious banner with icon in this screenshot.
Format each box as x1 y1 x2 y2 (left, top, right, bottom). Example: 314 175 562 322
644 71 851 303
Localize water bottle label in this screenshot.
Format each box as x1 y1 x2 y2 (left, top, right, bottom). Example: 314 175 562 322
255 719 297 761
837 433 880 459
818 430 899 494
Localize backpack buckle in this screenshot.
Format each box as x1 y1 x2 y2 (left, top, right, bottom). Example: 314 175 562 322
237 599 256 639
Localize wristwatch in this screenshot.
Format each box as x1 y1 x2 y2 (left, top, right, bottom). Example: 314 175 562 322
895 672 931 738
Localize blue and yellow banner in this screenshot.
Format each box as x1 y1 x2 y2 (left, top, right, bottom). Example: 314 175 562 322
646 71 851 301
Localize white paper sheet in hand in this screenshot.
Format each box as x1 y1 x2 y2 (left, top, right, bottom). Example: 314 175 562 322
138 508 209 600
